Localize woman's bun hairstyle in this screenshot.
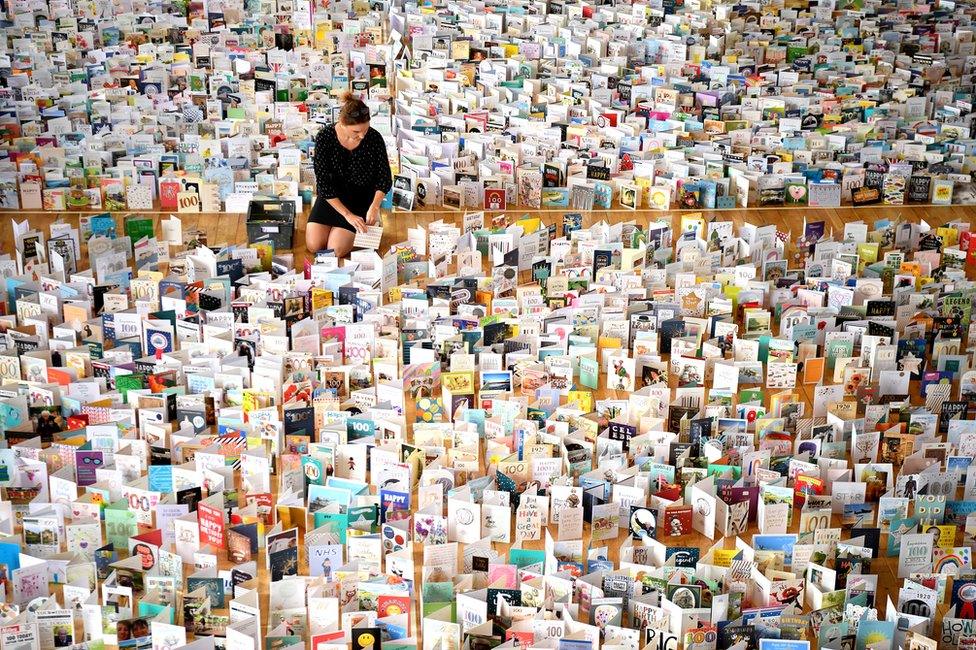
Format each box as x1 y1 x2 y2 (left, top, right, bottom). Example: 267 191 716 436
339 92 371 125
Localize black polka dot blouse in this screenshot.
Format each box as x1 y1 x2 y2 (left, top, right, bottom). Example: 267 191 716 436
312 125 393 199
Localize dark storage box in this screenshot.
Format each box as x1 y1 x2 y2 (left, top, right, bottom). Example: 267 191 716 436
246 199 296 250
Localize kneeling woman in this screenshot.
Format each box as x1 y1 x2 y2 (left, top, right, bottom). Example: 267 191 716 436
307 93 392 257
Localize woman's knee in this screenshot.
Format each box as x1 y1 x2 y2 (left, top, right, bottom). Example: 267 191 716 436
306 228 329 252
327 229 356 258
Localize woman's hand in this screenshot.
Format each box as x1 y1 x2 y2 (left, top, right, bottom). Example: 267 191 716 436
344 213 368 233
366 205 381 226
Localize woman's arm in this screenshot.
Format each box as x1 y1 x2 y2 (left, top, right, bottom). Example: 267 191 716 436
313 129 337 200
373 130 393 194
327 197 367 232
326 197 358 220
365 191 385 226
366 131 394 225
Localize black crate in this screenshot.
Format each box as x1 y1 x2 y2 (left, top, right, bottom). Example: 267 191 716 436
246 199 296 250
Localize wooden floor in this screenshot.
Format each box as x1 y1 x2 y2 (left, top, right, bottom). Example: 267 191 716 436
13 203 976 647
5 203 970 266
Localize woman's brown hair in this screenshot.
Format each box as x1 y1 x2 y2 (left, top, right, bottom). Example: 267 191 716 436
338 91 370 125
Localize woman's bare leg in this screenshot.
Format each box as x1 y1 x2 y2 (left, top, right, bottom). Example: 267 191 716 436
327 228 357 259
306 223 332 253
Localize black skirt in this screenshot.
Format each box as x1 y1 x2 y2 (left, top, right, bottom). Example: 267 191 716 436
308 186 374 232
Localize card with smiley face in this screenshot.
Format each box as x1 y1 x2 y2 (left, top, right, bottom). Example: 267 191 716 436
352 627 382 650
377 594 410 621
